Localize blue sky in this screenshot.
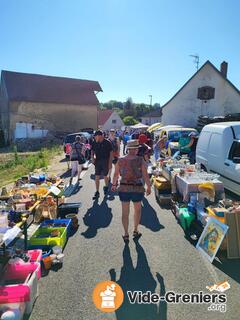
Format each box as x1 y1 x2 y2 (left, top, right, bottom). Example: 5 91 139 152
0 0 239 105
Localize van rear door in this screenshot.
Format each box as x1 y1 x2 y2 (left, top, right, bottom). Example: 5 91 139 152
196 131 211 170
207 133 223 173
223 140 240 195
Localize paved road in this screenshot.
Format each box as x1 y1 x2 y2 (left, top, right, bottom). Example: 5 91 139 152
30 165 240 320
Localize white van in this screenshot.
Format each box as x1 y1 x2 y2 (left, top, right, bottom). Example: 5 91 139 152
196 122 240 196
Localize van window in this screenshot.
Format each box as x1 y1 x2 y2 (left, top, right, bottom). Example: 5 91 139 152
208 133 222 155
229 141 240 163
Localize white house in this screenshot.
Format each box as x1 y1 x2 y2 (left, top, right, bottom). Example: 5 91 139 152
98 110 124 131
141 109 162 125
161 61 240 128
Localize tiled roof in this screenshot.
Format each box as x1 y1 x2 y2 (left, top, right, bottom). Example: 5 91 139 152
98 110 114 125
2 70 102 105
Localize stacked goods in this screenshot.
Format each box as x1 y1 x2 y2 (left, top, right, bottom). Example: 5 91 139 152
152 176 172 205
197 113 240 131
0 249 42 319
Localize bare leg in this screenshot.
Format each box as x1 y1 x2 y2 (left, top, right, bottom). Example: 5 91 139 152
108 168 112 181
133 201 142 232
77 164 83 180
95 175 100 191
122 202 130 236
104 175 109 187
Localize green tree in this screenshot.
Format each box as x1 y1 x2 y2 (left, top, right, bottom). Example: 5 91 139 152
123 116 138 125
124 97 135 117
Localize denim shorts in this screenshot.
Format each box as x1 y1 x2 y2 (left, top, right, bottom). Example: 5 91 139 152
119 192 144 203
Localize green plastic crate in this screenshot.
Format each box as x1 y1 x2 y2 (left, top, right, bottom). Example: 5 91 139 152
28 227 67 248
179 208 195 231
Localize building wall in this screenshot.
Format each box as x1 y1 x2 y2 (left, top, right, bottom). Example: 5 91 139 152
141 117 162 125
0 76 10 144
162 64 240 128
9 101 98 141
101 112 124 131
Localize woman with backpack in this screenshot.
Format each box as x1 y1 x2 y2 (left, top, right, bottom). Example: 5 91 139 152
70 135 86 184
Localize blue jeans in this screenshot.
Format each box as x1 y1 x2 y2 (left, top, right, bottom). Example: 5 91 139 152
153 147 160 161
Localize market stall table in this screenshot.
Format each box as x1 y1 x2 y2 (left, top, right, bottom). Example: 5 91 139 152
175 175 225 202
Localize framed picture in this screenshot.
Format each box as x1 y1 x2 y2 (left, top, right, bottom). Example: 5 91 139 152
196 217 229 263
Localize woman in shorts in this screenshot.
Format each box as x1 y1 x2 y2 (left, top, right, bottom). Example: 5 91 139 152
111 139 151 242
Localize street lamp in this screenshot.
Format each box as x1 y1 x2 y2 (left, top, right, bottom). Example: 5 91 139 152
149 95 152 107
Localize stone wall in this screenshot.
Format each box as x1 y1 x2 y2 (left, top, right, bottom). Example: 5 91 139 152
9 101 98 142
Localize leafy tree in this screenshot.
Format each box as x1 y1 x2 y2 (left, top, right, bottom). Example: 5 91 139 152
153 103 161 109
124 97 135 117
123 116 138 125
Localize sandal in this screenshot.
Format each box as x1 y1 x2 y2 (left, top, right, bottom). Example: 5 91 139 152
133 231 142 239
122 235 129 243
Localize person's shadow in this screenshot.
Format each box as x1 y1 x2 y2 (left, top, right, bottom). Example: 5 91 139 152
81 198 113 238
110 242 167 320
140 198 165 232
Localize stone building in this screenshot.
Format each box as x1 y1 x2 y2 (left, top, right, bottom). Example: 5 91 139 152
98 110 124 131
141 109 162 125
0 70 102 144
161 61 240 128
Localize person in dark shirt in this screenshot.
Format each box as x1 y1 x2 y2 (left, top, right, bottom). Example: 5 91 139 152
185 131 199 164
91 130 113 198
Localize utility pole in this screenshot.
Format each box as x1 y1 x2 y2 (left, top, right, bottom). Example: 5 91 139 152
189 54 199 70
149 95 152 107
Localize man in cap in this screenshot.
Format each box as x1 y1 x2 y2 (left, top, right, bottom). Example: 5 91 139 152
91 130 113 198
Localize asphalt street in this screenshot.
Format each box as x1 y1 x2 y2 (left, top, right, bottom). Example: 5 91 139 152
29 165 240 320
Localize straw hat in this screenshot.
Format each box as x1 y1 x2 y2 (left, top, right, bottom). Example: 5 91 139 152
127 139 140 149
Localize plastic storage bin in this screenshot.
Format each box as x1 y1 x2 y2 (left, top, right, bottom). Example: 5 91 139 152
179 208 195 231
28 227 67 248
0 268 38 306
4 257 41 281
40 219 72 238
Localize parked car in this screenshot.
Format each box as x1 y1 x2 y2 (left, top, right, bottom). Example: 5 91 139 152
196 122 240 196
153 125 182 140
158 127 198 157
63 131 91 153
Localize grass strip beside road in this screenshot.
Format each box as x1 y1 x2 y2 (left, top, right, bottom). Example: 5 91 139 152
0 146 62 187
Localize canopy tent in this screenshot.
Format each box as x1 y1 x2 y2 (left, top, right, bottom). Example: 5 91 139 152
147 122 163 133
130 123 149 130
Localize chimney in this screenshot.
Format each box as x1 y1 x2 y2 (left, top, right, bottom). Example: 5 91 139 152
220 61 228 78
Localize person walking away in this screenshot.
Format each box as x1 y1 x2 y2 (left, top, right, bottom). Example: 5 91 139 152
123 131 130 155
91 130 113 199
153 136 161 162
65 142 72 169
108 129 120 181
111 140 151 242
138 133 151 162
70 135 86 184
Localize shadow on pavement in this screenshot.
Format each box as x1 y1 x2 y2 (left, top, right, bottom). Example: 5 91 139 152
64 182 82 197
81 198 113 238
141 198 165 232
110 242 167 320
60 169 71 179
213 252 240 284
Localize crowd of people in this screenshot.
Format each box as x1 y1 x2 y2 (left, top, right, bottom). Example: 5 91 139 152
65 127 198 242
66 128 154 242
